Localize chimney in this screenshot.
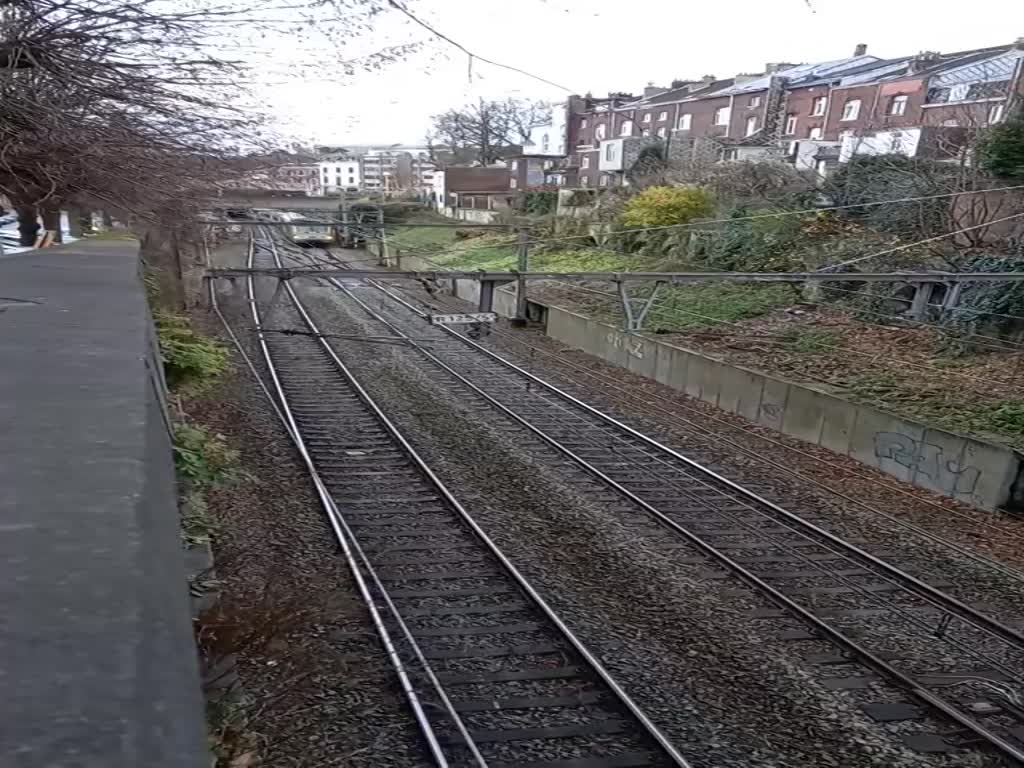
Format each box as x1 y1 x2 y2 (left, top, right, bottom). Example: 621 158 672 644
764 62 797 74
644 82 668 99
908 50 941 73
854 43 867 56
700 74 716 86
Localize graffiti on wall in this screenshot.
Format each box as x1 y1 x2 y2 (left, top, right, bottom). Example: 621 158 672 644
873 432 981 495
605 331 645 359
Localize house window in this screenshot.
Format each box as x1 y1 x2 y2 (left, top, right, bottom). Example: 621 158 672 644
815 159 828 177
580 175 589 187
544 160 553 169
811 96 827 116
595 123 606 140
641 128 651 137
988 103 1005 124
841 99 861 121
510 178 518 189
658 110 668 121
581 118 588 129
605 142 615 161
581 155 590 169
678 113 692 130
749 95 761 108
541 133 550 152
510 160 518 171
656 126 667 138
889 95 908 116
890 134 903 153
642 113 652 123
599 174 608 187
349 177 355 184
784 114 797 135
335 166 341 173
620 120 633 136
745 116 758 136
808 126 823 140
714 106 729 126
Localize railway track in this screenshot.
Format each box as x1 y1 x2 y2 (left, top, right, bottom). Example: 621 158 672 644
239 230 693 767
269 236 1024 764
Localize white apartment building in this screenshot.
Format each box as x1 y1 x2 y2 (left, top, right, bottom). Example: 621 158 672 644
360 146 437 193
318 157 361 196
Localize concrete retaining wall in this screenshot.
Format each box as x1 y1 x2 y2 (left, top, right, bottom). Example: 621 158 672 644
544 303 1022 511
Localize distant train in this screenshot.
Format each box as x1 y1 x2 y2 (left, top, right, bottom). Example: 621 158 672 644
275 211 335 247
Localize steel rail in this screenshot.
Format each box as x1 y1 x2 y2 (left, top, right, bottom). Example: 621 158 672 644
257 231 696 768
369 276 1024 654
252 231 489 767
221 234 456 766
304 262 1024 764
301 242 1024 588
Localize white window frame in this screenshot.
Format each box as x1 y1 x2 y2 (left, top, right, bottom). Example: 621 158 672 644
642 113 652 123
988 103 1005 124
841 99 861 121
641 128 651 137
714 106 729 126
811 96 827 116
784 114 797 135
605 143 615 161
678 113 692 130
579 175 589 187
620 120 633 136
749 95 761 108
510 159 518 171
599 174 608 187
808 126 823 140
745 116 758 136
510 178 518 189
581 155 590 169
595 123 606 140
890 95 908 116
658 110 668 121
580 118 588 129
656 126 667 138
541 134 550 152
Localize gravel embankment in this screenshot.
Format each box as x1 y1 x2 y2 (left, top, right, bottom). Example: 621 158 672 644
284 275 996 768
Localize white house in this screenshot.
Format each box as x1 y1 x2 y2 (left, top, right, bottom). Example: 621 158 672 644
318 157 361 196
522 103 568 157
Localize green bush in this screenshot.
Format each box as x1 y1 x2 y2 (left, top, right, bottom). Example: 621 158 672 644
620 185 715 228
173 423 241 490
155 312 229 392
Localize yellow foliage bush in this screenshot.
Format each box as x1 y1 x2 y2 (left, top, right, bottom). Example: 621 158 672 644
620 185 715 228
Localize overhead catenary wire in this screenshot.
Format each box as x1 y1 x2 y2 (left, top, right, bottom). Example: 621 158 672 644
385 0 575 93
822 210 1024 271
359 186 1024 277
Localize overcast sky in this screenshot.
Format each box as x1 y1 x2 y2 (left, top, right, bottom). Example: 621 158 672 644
257 0 1023 146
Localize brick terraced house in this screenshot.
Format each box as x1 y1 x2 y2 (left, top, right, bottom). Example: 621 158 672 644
536 39 1024 187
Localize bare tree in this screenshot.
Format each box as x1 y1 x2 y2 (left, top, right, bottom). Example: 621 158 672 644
0 0 409 244
428 98 547 165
